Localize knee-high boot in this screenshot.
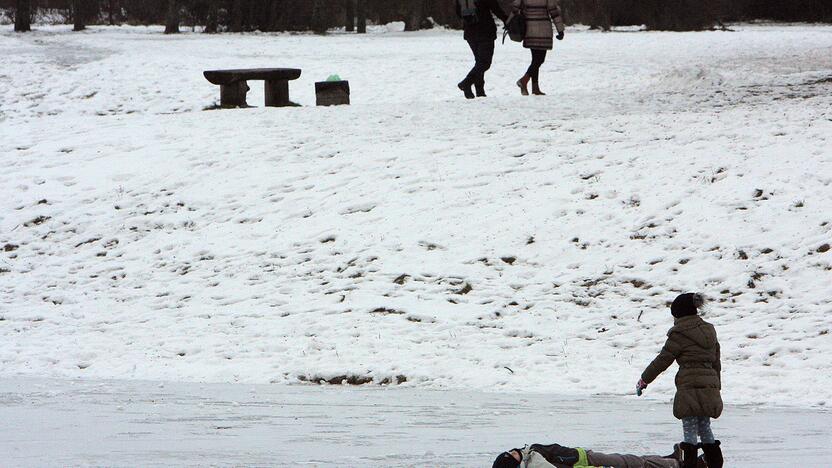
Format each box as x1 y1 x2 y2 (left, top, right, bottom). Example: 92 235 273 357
680 442 699 468
701 441 723 468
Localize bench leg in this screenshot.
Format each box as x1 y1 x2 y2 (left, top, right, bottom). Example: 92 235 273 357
220 81 249 108
265 79 290 107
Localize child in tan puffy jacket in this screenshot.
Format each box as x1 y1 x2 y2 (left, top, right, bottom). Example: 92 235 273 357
637 293 724 468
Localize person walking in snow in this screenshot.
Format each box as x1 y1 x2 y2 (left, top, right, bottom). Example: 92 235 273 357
456 0 508 99
512 0 565 96
491 441 681 468
637 293 724 468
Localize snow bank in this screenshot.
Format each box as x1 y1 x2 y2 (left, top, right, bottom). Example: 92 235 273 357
1 25 831 407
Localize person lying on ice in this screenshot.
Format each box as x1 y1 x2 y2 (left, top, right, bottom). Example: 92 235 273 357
491 441 683 468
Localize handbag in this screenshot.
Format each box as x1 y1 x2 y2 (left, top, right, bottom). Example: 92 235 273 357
457 0 479 26
502 0 526 44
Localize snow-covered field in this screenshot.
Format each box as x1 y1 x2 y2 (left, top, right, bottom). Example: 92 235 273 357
1 24 831 413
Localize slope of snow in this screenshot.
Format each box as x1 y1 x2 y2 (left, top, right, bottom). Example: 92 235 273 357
1 25 831 407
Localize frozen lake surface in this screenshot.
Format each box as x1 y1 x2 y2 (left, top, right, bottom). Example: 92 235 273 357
1 378 830 467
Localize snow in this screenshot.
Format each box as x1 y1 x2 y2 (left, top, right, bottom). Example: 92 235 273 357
1 24 831 411
2 378 831 467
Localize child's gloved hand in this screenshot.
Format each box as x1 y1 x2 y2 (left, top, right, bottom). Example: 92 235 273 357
556 31 565 41
636 379 647 396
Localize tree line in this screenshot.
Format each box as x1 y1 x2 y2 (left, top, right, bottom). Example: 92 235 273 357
8 0 832 33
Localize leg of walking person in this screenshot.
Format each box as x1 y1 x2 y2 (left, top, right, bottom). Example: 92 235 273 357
458 40 480 99
526 50 545 83
461 40 494 99
517 49 537 96
473 41 494 97
530 49 547 95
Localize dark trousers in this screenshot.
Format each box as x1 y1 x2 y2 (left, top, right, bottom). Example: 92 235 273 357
464 40 495 91
526 49 547 81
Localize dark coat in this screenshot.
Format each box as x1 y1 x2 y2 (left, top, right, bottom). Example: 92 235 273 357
520 443 678 468
456 0 508 42
642 315 723 420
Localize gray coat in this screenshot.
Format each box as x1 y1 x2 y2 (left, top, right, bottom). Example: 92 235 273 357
642 315 724 420
512 0 565 50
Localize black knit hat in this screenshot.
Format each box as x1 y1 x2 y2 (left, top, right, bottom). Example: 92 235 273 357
671 293 703 318
492 451 521 468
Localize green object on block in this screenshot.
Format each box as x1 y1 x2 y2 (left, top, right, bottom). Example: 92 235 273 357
326 74 342 82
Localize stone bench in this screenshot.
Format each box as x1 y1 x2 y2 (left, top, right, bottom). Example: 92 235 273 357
203 68 302 108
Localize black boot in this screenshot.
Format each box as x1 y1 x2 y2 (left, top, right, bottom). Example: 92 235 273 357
458 79 475 99
680 442 699 468
701 441 723 468
475 79 486 97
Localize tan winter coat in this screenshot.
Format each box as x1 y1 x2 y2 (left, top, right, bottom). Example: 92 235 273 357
512 0 565 50
642 315 723 419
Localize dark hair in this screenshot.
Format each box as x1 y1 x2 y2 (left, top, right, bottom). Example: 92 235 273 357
671 293 705 318
492 451 521 468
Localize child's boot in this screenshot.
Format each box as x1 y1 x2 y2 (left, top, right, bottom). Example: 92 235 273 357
701 440 723 468
680 442 699 468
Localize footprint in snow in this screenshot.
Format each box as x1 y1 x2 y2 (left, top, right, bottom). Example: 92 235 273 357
341 203 376 215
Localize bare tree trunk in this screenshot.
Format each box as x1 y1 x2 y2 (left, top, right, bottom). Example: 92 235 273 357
588 0 611 31
205 0 218 33
231 0 243 32
404 0 425 31
356 0 366 33
108 0 115 25
268 0 284 31
164 0 179 33
15 0 31 32
73 0 86 31
311 0 327 33
643 0 712 31
345 0 355 31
